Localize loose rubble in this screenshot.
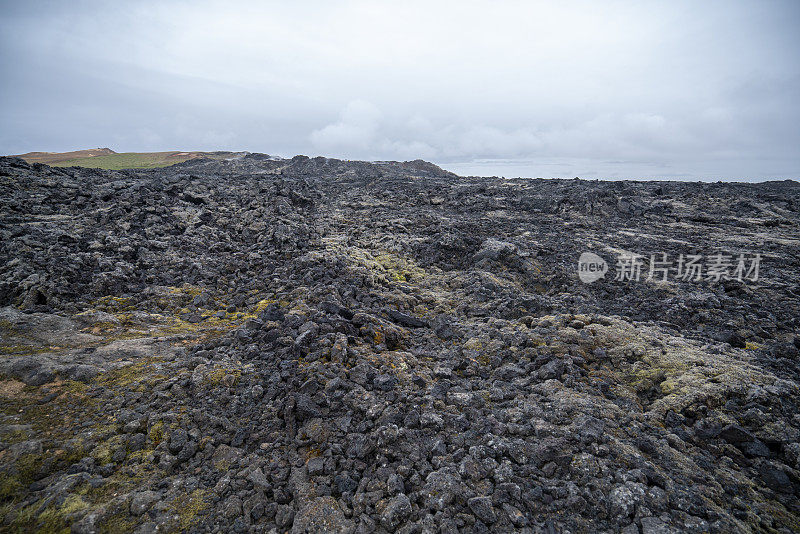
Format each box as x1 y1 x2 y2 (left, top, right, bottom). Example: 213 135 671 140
0 154 798 533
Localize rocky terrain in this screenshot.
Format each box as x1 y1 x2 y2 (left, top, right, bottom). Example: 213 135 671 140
0 153 798 533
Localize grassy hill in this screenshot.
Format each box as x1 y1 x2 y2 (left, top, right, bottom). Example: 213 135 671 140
15 148 117 165
12 149 242 170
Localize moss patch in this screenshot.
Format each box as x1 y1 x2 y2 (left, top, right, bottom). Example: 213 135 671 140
169 489 210 531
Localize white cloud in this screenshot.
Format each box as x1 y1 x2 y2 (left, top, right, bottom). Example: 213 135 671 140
310 100 382 152
1 0 799 179
309 103 720 164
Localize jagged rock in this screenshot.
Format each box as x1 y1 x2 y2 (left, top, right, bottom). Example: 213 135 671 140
386 309 426 328
292 496 354 534
474 238 516 262
378 493 412 531
1 155 799 534
129 491 159 516
718 424 755 444
467 496 497 524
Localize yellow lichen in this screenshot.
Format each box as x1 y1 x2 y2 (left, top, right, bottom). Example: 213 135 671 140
169 489 210 530
148 420 165 446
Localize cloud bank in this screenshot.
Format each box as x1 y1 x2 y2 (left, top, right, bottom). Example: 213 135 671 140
1 0 798 180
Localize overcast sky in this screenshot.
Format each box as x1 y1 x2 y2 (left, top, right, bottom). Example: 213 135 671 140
1 0 799 180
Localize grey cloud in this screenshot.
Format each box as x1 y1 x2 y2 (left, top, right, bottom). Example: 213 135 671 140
1 0 798 180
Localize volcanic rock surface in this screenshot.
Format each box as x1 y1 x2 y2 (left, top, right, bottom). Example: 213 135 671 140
0 154 799 533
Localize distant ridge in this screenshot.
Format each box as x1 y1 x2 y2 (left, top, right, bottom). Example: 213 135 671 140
15 148 116 165
7 149 459 174
9 149 243 170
